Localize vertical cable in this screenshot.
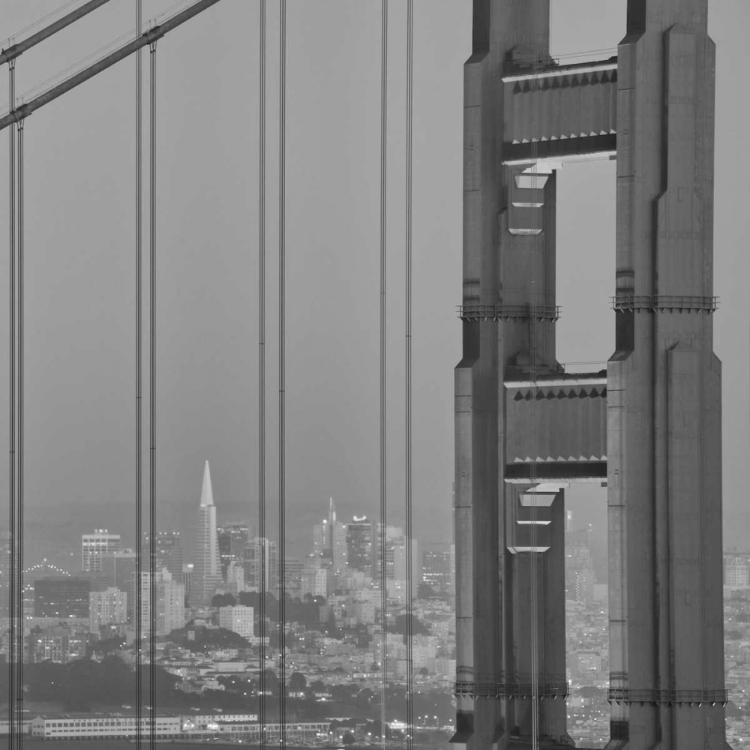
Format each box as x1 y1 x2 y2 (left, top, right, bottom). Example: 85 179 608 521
378 4 388 746
135 2 143 746
148 37 157 750
404 3 414 749
7 58 16 750
257 1 267 746
16 116 25 750
529 5 542 747
278 1 287 747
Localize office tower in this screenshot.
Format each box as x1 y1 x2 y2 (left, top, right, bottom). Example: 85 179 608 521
189 461 222 608
81 530 121 573
218 605 254 639
100 550 137 591
313 523 329 561
724 555 750 588
217 523 250 579
99 550 136 620
284 558 304 599
373 524 404 579
34 577 91 618
136 569 185 637
0 535 9 616
312 500 347 581
242 537 278 592
331 522 348 575
346 516 374 575
392 539 420 592
422 543 454 593
224 561 245 596
182 563 194 597
89 587 127 633
301 560 327 600
566 526 596 604
143 531 183 581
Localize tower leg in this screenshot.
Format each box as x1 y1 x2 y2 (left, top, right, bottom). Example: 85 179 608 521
507 487 570 748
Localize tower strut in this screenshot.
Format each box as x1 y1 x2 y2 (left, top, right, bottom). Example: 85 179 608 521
0 0 223 132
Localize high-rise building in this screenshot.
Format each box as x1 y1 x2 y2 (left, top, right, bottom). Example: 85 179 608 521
422 543 454 593
242 537 278 592
566 527 596 604
182 563 194 597
34 578 91 618
301 562 327 600
224 561 245 596
100 550 137 591
391 539 420 591
313 523 329 561
99 550 136 620
136 569 185 637
724 555 750 588
89 587 127 633
0 535 9 616
218 605 254 640
331 522 348 575
283 558 304 599
81 530 121 573
217 523 250 580
143 531 183 581
373 525 404 579
189 461 222 608
312 500 348 580
346 516 374 575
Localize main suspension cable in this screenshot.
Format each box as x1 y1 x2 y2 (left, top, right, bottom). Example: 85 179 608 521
135 1 143 746
278 1 287 746
257 1 267 747
378 2 388 748
404 3 414 749
148 36 157 750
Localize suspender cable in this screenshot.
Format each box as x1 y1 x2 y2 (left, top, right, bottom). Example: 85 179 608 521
135 2 143 745
278 2 287 746
379 4 388 746
404 3 414 748
258 1 267 748
7 57 17 750
529 5 542 747
16 115 25 750
148 37 158 750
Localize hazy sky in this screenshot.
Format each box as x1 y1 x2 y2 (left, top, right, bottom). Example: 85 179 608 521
0 1 747 569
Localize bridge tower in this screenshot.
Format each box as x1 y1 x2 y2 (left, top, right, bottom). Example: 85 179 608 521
453 1 730 749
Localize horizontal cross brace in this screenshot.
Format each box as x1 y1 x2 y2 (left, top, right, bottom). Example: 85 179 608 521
607 688 728 706
458 304 560 322
502 58 618 165
505 461 607 483
455 679 569 700
612 294 718 313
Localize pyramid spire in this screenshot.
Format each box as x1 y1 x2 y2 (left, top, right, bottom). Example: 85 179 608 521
200 460 214 506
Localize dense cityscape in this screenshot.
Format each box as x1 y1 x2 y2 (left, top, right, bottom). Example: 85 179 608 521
0 462 744 746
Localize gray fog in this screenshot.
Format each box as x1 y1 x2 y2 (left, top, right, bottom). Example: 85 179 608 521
0 0 747 567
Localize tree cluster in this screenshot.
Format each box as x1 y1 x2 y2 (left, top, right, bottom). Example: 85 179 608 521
0 657 179 711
